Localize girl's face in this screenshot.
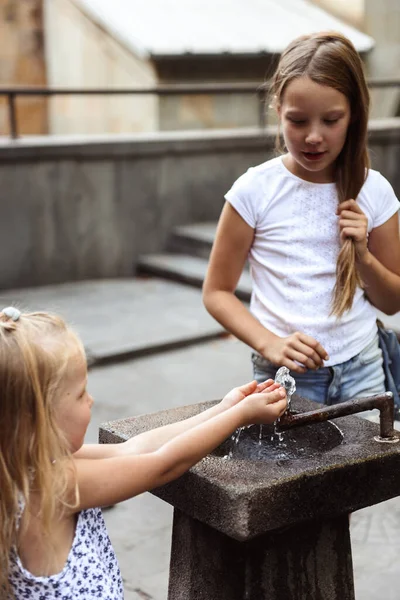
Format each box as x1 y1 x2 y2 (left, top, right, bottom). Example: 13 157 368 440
277 76 351 183
55 349 93 453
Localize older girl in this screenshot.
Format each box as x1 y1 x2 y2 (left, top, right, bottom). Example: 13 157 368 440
203 32 400 405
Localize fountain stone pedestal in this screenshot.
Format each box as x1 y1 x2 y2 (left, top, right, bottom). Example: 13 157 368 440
99 395 400 600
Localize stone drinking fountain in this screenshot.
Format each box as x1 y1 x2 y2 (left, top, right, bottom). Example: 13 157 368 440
99 370 400 600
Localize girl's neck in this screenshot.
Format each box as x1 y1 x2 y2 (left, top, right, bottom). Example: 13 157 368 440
282 154 336 184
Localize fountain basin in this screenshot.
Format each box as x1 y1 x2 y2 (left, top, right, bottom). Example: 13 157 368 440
214 419 343 462
99 394 400 542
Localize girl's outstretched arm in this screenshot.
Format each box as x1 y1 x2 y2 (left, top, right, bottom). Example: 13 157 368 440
203 202 328 372
73 385 287 510
74 379 276 460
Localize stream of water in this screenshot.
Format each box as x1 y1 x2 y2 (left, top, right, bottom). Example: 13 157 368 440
224 367 297 460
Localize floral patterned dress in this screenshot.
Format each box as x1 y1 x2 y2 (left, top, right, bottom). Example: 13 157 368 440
9 506 124 599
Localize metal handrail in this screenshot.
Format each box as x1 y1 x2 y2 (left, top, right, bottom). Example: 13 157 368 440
1 78 399 139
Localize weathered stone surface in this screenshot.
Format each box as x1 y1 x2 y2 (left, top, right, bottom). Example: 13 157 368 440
168 510 354 600
100 394 400 541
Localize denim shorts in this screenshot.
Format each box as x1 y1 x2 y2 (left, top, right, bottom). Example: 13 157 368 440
251 333 385 406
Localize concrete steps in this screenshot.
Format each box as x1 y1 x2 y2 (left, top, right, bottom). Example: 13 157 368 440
138 253 252 301
166 222 216 259
138 221 251 300
138 223 216 287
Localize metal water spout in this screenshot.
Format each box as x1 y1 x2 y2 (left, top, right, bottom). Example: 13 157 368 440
277 392 399 442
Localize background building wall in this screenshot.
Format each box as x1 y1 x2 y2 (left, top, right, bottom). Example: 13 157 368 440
309 0 365 29
159 92 262 131
364 0 400 119
44 0 158 134
311 0 400 119
0 120 398 289
0 0 48 135
156 55 278 131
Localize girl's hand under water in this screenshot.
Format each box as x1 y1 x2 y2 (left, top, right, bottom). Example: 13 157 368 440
221 378 281 409
240 387 287 426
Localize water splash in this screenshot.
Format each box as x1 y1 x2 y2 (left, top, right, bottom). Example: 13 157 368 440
272 366 297 442
221 369 345 462
274 366 296 411
224 426 244 459
226 367 297 459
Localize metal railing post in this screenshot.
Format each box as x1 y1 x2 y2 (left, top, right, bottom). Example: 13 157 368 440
257 88 266 128
8 93 18 139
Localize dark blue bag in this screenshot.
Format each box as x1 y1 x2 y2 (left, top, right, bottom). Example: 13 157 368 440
377 320 400 418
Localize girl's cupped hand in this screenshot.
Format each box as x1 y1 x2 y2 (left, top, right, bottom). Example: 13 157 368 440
240 386 287 425
221 378 282 409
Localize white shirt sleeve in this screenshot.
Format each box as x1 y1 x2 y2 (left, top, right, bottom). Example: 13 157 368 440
225 168 258 229
373 173 399 229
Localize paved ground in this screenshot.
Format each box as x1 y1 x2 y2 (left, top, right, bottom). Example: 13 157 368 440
2 277 400 599
0 278 223 365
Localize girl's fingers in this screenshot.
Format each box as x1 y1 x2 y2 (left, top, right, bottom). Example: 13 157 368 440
256 379 275 392
339 218 366 229
238 380 258 395
289 350 319 370
276 398 289 416
282 359 307 374
337 200 363 214
261 387 286 404
291 343 324 367
297 334 328 360
286 341 324 369
341 227 367 241
339 208 365 219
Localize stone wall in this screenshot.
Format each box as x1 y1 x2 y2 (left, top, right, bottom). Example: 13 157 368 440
0 120 399 289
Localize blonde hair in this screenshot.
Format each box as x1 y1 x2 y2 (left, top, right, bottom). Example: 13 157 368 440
0 310 84 594
270 32 370 316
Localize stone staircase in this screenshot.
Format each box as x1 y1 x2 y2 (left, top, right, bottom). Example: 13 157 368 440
137 222 252 301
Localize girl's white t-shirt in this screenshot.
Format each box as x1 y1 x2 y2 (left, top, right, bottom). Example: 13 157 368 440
225 155 399 366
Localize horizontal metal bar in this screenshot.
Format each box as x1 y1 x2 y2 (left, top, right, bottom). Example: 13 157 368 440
368 79 400 88
0 78 398 97
0 83 265 96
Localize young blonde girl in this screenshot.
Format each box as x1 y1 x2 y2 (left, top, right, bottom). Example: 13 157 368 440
0 306 287 599
203 31 400 405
